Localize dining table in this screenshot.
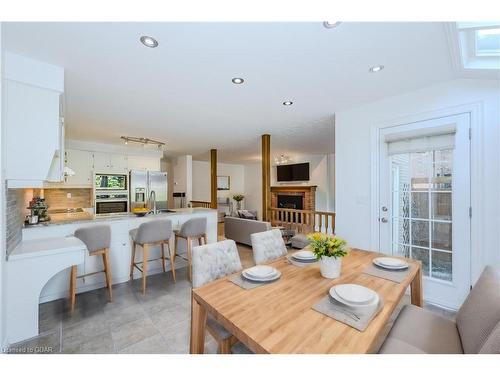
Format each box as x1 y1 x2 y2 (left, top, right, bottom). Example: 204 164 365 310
190 248 423 354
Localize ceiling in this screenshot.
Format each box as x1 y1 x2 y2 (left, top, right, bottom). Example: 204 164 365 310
3 22 455 163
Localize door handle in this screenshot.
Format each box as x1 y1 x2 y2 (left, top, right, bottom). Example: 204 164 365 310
380 218 388 223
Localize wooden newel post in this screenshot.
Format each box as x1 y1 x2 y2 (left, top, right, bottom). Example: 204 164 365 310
210 149 217 209
262 134 271 221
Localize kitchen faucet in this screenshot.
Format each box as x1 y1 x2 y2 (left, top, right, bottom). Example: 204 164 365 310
149 190 158 214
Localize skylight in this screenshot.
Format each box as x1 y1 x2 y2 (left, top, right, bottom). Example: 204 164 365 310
455 22 500 70
475 28 500 56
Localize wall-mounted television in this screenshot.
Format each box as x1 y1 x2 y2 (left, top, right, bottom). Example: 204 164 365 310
277 162 310 182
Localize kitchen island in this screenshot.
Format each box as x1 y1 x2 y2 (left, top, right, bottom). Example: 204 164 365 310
21 208 218 303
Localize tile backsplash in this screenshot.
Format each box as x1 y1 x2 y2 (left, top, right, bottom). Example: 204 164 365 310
37 188 92 210
5 188 25 254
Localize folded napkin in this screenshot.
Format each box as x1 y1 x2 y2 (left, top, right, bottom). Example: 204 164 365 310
312 295 384 332
229 273 280 290
363 263 413 283
286 255 318 268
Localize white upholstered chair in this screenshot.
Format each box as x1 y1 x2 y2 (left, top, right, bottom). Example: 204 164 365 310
192 239 246 353
379 266 500 354
250 229 288 265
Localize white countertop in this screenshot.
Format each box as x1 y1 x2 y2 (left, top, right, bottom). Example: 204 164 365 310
8 236 87 261
23 207 216 228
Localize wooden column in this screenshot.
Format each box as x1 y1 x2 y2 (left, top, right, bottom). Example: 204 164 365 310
210 149 217 209
262 134 271 221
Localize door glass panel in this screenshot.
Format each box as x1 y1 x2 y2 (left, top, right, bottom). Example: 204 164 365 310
432 222 453 251
410 152 431 190
431 250 452 281
391 148 454 282
432 192 452 220
411 192 429 219
411 247 430 276
432 150 453 190
411 220 429 247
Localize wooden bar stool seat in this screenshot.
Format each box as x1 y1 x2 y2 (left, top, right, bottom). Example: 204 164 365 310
70 225 112 314
129 219 175 294
173 217 208 282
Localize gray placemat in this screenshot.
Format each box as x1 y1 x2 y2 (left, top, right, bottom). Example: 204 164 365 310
229 273 280 290
363 263 413 283
286 255 318 268
312 295 384 332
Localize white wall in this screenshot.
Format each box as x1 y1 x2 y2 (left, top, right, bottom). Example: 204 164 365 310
192 161 245 202
173 155 193 206
335 79 500 279
243 162 262 219
0 22 6 347
270 153 334 212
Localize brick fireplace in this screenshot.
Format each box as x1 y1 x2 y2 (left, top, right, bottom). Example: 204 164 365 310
270 186 317 211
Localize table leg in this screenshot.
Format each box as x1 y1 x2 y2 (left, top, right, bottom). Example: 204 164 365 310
190 293 207 354
411 265 423 307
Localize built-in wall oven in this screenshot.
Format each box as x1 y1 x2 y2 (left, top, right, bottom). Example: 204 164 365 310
94 173 129 215
95 192 129 215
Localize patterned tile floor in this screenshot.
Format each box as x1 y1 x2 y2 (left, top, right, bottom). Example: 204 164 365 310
7 244 455 354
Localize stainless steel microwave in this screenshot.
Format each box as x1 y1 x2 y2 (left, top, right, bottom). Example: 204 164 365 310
94 173 128 191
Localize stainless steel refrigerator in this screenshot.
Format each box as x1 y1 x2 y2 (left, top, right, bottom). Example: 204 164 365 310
129 171 168 211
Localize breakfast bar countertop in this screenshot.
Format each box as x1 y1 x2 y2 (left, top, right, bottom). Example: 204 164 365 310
22 207 215 228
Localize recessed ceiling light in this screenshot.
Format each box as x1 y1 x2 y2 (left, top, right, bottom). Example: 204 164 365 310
369 65 384 73
283 101 293 106
323 21 342 29
232 77 245 84
140 35 159 48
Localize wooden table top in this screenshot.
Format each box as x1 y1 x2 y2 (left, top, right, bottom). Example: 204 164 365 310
192 248 421 354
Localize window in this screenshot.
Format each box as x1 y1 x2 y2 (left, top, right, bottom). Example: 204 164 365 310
456 22 500 70
475 28 500 56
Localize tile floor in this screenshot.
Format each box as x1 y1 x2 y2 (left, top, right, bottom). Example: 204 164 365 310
7 244 455 354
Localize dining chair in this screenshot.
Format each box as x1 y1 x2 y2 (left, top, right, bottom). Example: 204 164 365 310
250 228 288 265
174 217 208 282
70 225 112 314
191 239 249 354
129 219 175 294
379 265 500 354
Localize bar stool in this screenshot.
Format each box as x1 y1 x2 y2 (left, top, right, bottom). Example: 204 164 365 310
173 217 207 282
129 219 175 294
70 225 112 314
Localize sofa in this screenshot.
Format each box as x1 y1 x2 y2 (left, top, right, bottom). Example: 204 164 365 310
379 265 500 354
224 216 272 246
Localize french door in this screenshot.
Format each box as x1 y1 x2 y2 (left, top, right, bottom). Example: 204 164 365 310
378 114 471 310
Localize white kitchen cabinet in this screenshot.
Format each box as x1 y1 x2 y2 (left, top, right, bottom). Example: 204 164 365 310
110 153 128 173
93 152 128 173
127 155 160 171
64 149 93 187
4 52 64 188
92 152 111 172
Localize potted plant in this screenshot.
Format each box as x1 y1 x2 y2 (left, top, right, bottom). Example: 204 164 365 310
307 233 348 279
232 194 244 211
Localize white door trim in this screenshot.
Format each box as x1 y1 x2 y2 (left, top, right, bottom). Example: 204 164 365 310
370 102 484 283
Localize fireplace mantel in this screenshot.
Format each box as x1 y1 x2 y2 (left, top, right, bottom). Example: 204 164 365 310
270 186 317 211
270 186 317 193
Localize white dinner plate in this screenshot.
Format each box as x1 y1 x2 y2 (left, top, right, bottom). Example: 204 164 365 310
373 257 408 270
332 284 377 305
244 265 276 279
292 250 316 260
242 269 281 282
329 286 380 311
